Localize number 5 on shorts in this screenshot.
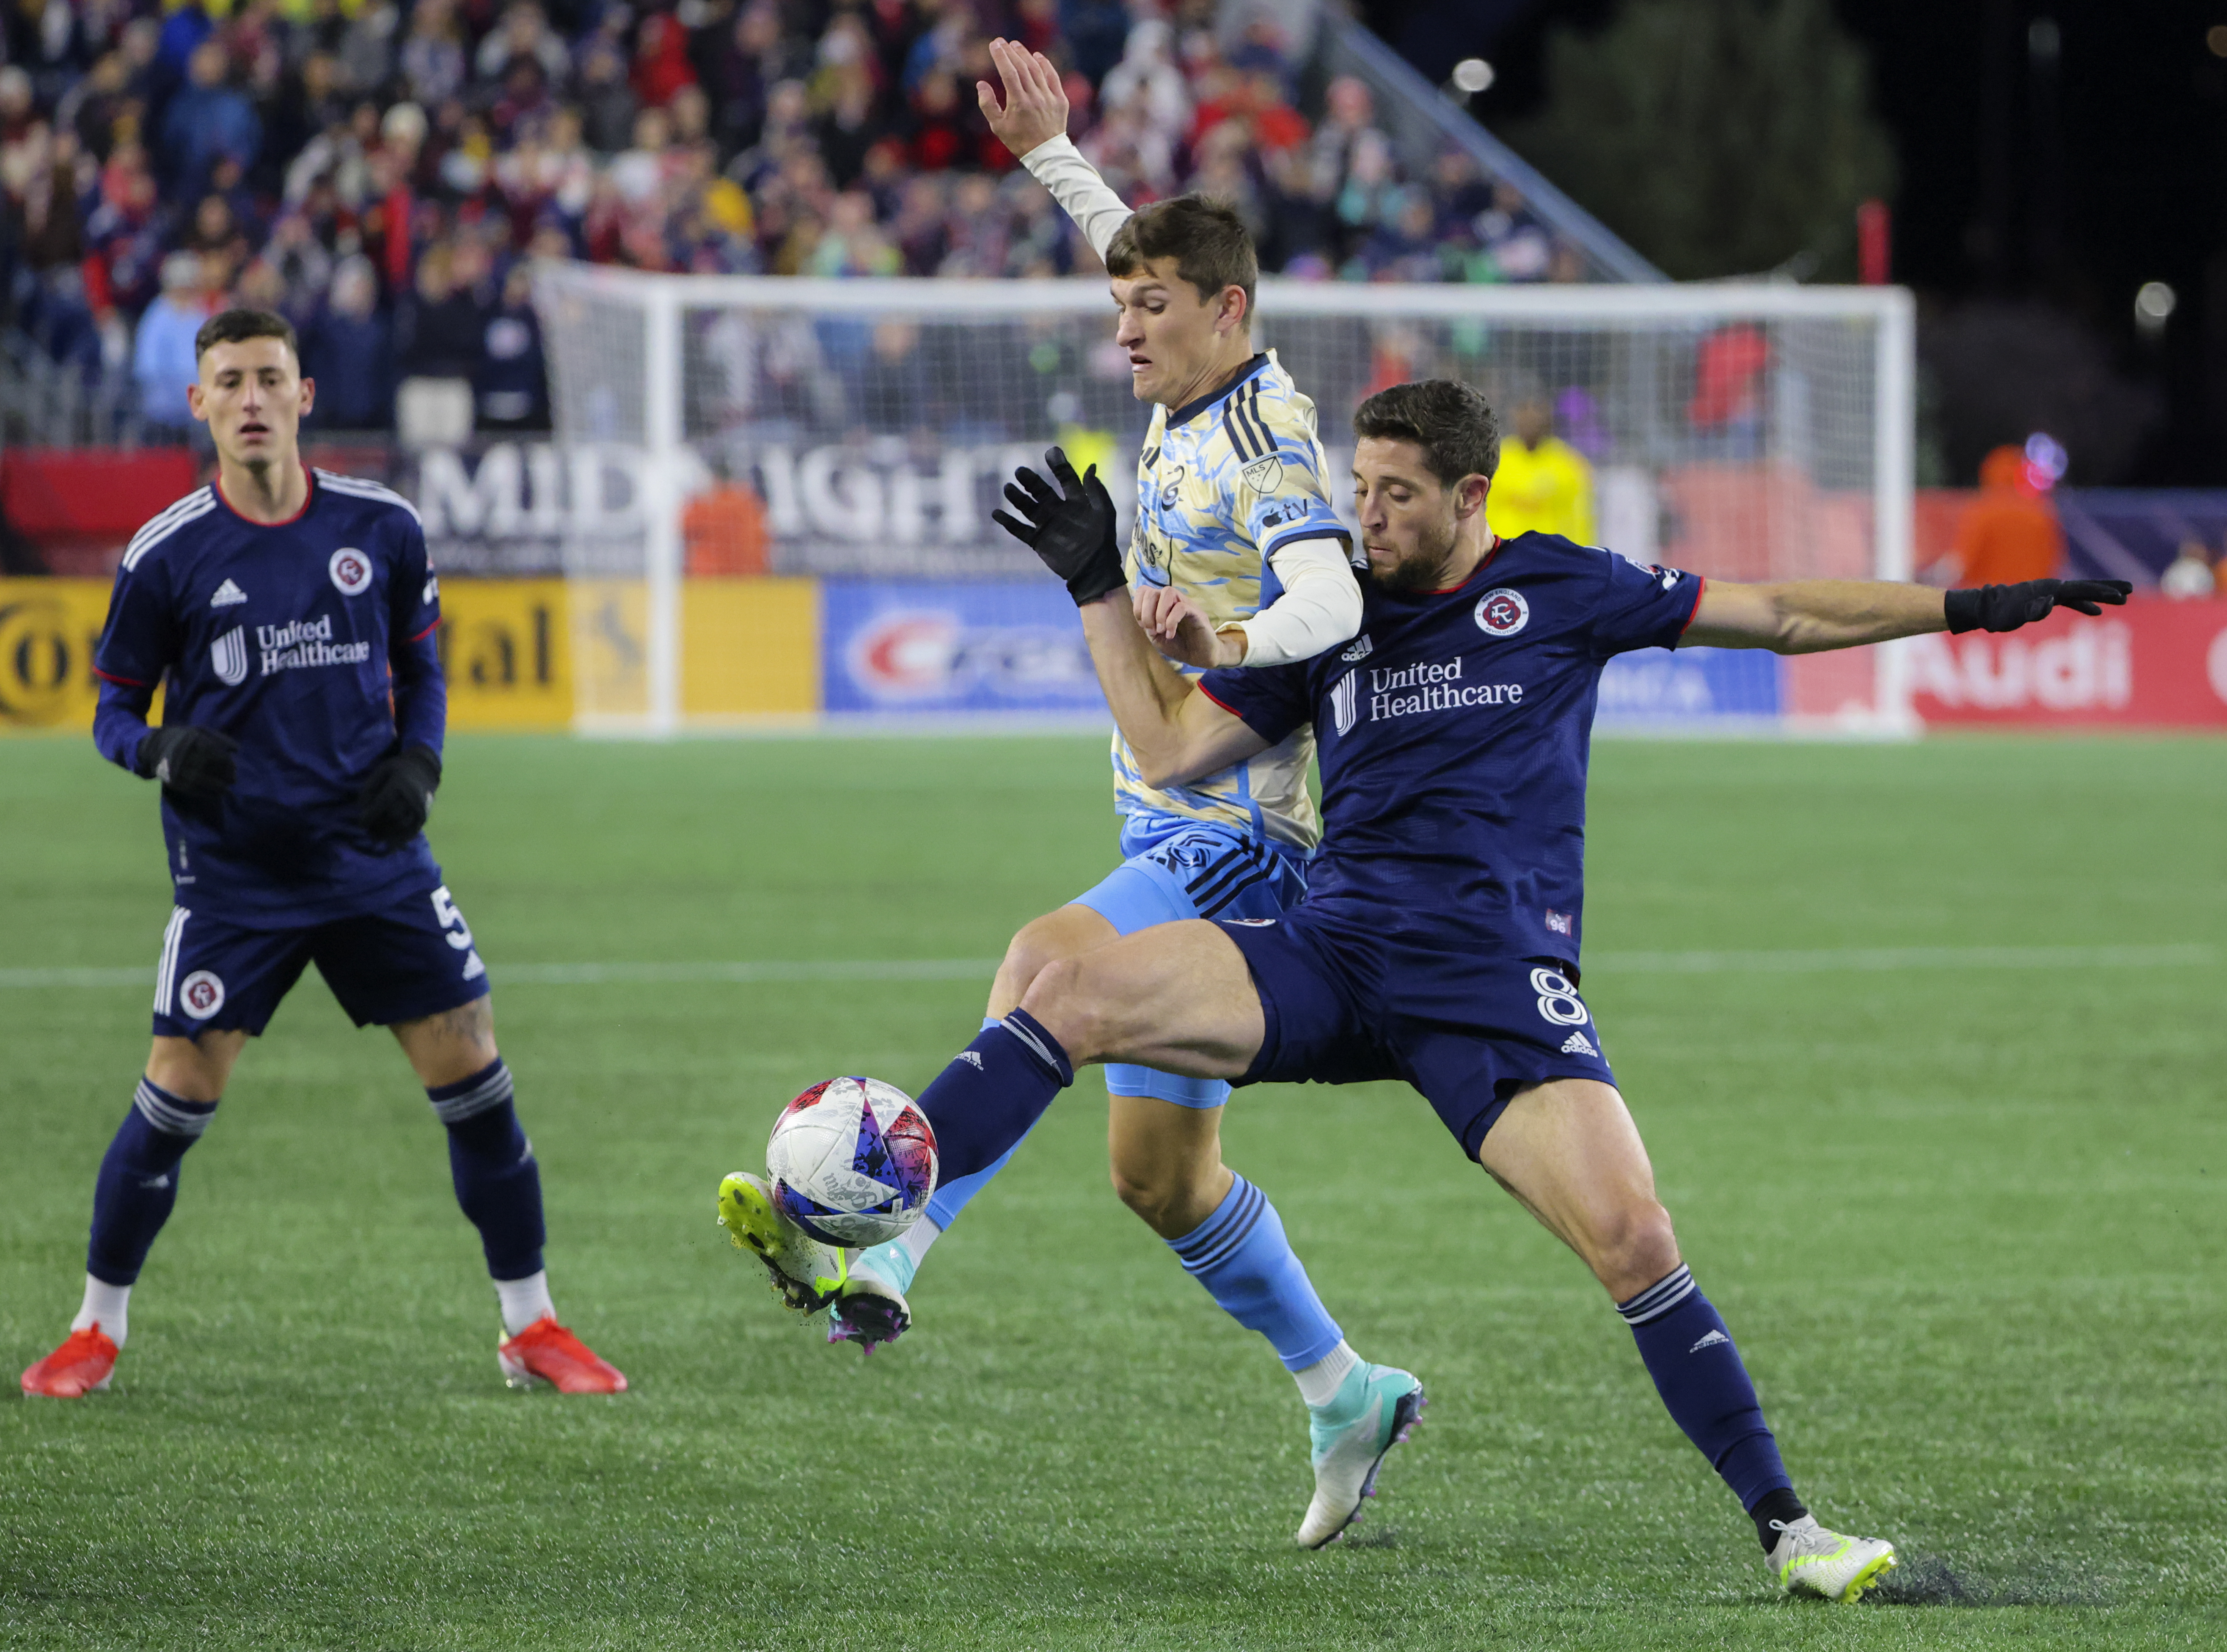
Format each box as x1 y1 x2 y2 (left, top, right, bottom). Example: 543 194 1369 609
432 886 475 951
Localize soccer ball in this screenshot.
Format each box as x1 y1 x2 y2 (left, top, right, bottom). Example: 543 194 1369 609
767 1077 939 1247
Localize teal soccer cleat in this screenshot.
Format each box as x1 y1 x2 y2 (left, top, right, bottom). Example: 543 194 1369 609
827 1237 916 1353
1295 1362 1425 1548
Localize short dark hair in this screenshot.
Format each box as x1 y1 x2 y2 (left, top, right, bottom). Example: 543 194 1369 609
195 307 298 363
1352 380 1501 488
1105 194 1258 324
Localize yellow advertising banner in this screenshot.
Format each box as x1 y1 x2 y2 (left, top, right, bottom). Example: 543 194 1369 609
1 577 822 735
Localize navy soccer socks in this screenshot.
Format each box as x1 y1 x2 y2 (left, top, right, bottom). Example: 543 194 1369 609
1167 1173 1346 1374
85 1079 217 1296
427 1059 548 1298
1617 1265 1809 1549
911 1010 1073 1183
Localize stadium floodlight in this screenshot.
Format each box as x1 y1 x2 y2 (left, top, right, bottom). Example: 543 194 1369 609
533 265 1915 737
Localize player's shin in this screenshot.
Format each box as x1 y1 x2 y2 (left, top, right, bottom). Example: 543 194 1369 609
1165 1174 1346 1374
913 1019 1033 1244
85 1079 220 1317
913 1009 1074 1182
427 1058 551 1333
1616 1265 1809 1550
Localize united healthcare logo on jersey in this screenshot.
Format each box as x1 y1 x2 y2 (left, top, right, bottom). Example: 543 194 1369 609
1330 669 1360 735
210 625 249 686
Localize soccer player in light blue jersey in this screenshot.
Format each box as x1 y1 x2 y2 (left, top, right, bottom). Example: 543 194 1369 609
724 42 1407 1542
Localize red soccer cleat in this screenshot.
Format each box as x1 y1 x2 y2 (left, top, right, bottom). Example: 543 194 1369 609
21 1326 120 1397
495 1317 628 1393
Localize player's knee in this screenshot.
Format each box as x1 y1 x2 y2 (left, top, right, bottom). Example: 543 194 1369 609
1017 954 1110 1058
994 915 1078 1005
1108 1157 1192 1235
1592 1199 1681 1298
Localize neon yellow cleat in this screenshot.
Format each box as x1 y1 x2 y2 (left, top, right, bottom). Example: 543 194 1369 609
717 1171 848 1314
1767 1516 1897 1602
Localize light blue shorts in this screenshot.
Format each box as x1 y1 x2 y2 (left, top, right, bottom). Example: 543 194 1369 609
1071 815 1308 1107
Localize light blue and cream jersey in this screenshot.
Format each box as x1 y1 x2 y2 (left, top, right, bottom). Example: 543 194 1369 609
1114 350 1350 851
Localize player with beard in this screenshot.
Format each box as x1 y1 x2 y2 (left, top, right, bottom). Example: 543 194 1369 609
738 379 2128 1586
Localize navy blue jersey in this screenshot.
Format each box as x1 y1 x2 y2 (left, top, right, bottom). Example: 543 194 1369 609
93 468 449 927
1199 533 1704 963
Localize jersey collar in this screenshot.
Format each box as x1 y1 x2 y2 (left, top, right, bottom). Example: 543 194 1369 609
214 465 317 528
1162 352 1272 429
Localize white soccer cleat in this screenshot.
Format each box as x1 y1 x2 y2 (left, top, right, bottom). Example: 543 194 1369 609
1295 1361 1425 1548
1766 1515 1897 1602
716 1171 848 1314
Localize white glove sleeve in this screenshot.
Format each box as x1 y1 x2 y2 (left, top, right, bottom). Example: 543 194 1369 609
1219 537 1363 667
1019 135 1134 261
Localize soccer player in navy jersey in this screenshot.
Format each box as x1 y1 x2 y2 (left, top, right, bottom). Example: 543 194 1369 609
19 309 625 1399
739 380 2128 1590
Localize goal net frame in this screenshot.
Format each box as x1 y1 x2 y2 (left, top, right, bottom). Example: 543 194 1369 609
533 264 1915 737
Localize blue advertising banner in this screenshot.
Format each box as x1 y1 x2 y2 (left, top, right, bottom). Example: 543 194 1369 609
822 580 1784 725
821 580 1106 715
1595 645 1782 725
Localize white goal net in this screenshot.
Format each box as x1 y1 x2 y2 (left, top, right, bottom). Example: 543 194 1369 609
533 264 1913 734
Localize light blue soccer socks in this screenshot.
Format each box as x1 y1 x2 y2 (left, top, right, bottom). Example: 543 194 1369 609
1618 1264 1801 1523
1166 1174 1344 1372
912 1010 1072 1183
86 1079 217 1287
428 1059 546 1282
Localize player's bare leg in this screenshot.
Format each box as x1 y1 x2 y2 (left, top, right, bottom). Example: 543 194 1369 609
392 996 624 1394
1478 1078 1893 1600
1019 924 1422 1547
22 1030 250 1398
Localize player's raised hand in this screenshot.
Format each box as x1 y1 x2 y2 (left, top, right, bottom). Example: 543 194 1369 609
1944 578 2133 633
976 37 1069 159
1135 583 1244 669
993 446 1126 606
135 724 238 801
358 743 442 848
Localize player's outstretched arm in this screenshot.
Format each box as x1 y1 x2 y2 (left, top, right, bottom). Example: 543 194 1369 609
994 449 1266 787
1078 587 1270 789
1684 576 2132 653
977 38 1133 260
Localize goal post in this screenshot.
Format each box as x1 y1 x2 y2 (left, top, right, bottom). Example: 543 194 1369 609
533 264 1916 735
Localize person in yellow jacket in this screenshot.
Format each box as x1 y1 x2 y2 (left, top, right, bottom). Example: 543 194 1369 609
1489 396 1595 544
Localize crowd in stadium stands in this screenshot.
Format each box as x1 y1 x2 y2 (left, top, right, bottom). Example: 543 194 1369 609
0 0 1583 434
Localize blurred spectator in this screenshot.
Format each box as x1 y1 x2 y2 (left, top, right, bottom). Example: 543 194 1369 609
133 251 211 433
303 255 393 429
0 0 1599 440
1952 446 2063 586
1488 396 1595 544
162 41 262 200
2160 539 2218 599
684 466 772 575
475 263 545 428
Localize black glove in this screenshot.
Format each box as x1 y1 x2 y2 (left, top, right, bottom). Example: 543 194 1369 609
1944 578 2132 634
358 744 442 847
135 725 238 801
992 446 1126 606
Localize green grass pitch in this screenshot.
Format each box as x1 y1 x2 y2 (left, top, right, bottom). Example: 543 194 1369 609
2 731 2222 1650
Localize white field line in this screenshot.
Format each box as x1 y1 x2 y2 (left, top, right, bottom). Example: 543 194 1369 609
1 943 2214 992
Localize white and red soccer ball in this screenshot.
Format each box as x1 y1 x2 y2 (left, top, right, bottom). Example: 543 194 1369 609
767 1077 938 1247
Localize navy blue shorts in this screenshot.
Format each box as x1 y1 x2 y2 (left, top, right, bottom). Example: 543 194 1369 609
150 883 491 1038
1218 900 1617 1160
1072 813 1308 1108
